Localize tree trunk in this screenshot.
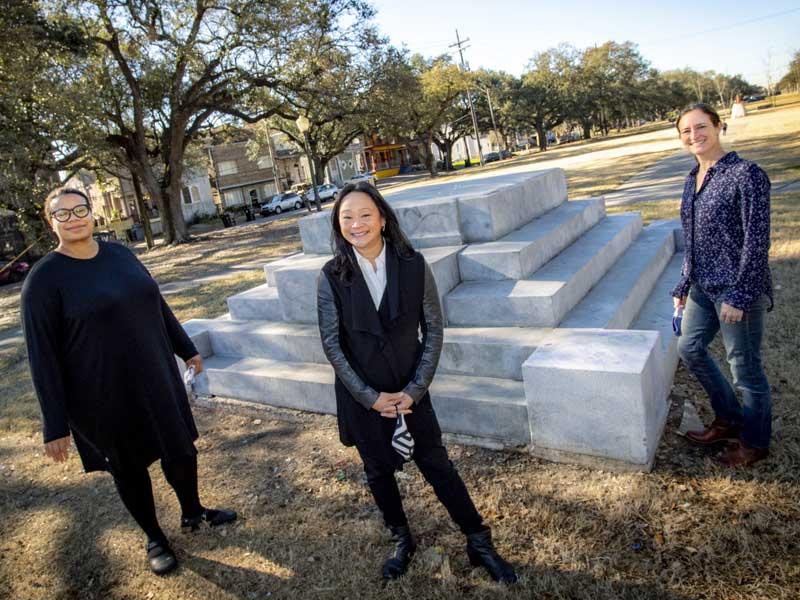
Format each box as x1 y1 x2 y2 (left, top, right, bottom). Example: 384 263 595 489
166 151 190 244
424 132 437 177
535 123 547 151
581 119 592 140
444 141 454 171
130 172 154 250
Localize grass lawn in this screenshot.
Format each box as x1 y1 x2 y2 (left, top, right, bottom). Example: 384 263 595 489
1 104 799 599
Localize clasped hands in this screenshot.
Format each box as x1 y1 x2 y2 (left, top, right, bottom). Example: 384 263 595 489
372 391 414 419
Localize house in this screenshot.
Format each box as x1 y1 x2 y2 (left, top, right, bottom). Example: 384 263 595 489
207 141 280 209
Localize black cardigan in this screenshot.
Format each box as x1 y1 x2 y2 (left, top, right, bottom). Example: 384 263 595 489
317 243 444 466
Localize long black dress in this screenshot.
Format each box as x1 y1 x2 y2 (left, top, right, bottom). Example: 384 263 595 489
21 241 199 473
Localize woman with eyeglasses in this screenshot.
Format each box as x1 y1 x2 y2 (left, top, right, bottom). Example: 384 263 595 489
21 188 235 575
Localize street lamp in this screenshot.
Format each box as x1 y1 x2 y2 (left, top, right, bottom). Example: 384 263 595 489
296 114 322 212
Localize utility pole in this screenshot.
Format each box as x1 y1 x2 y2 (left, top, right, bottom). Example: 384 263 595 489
450 30 484 166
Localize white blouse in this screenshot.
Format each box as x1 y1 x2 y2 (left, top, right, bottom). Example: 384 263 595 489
354 240 387 310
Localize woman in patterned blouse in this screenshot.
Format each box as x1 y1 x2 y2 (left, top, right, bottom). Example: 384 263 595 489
672 103 773 468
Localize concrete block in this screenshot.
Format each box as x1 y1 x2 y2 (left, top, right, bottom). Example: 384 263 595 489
459 198 605 281
299 196 462 255
195 355 529 446
430 374 530 445
440 327 551 380
419 246 463 313
181 319 214 358
263 252 325 286
201 319 326 364
454 169 567 242
561 220 675 329
196 355 337 414
522 328 668 469
632 252 684 393
273 261 321 324
227 284 283 321
445 214 642 327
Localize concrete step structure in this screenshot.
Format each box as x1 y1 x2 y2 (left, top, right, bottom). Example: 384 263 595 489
560 220 676 329
184 318 550 382
182 164 686 472
194 354 529 446
445 213 642 327
458 198 605 281
227 284 282 321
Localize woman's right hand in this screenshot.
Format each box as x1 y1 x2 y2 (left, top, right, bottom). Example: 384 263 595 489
673 296 686 310
372 392 411 418
44 435 71 463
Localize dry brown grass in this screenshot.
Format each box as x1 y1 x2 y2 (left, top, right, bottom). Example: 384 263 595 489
1 105 799 599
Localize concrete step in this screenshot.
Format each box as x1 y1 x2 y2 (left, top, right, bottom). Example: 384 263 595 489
299 168 567 254
631 251 684 389
190 319 550 382
249 246 464 325
195 356 529 446
459 198 605 281
445 213 643 327
560 220 676 329
226 284 283 321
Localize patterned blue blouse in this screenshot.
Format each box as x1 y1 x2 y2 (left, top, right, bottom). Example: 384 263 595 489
672 151 772 311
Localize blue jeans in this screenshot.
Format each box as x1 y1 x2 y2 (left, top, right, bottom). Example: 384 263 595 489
677 286 771 448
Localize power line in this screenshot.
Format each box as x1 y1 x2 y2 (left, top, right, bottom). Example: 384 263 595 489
642 7 800 46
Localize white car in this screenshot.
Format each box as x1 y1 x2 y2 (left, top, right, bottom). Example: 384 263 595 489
303 183 340 203
260 193 304 216
347 172 378 187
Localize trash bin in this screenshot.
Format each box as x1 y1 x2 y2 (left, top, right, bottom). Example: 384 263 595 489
221 213 232 227
131 223 143 241
243 206 254 221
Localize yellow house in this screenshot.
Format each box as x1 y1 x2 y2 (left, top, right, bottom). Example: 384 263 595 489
365 143 411 179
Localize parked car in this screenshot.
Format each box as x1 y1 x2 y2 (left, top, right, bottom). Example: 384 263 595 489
0 259 30 285
482 152 500 163
499 149 512 159
303 183 340 204
260 192 304 216
745 94 765 102
347 172 378 187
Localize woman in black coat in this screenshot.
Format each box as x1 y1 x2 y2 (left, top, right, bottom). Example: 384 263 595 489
22 188 235 575
316 182 517 583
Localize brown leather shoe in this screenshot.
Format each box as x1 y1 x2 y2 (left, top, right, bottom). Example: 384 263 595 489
686 418 741 445
716 441 769 468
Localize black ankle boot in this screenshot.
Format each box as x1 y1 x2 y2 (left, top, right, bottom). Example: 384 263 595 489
181 507 237 532
382 525 416 580
466 529 517 583
146 539 177 575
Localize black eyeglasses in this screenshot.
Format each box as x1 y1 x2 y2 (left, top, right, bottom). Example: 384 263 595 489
50 204 91 222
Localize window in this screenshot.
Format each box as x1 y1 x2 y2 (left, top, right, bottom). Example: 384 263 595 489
191 186 200 202
181 186 193 205
223 189 243 206
257 155 273 169
218 160 238 176
261 182 277 198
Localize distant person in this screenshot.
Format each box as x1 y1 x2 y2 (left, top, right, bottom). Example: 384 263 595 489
316 182 517 583
22 188 236 575
730 95 746 119
672 104 772 467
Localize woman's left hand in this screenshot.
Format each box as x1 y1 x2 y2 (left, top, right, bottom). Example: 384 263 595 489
380 392 414 418
185 354 204 375
720 303 743 324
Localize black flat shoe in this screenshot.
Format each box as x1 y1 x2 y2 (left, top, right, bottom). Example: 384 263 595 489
181 507 237 532
466 529 517 584
146 539 177 576
382 525 416 580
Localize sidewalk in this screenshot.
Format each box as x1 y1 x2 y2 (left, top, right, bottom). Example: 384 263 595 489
604 151 695 207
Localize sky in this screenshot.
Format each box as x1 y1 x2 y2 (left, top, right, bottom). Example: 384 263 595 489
369 0 800 87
